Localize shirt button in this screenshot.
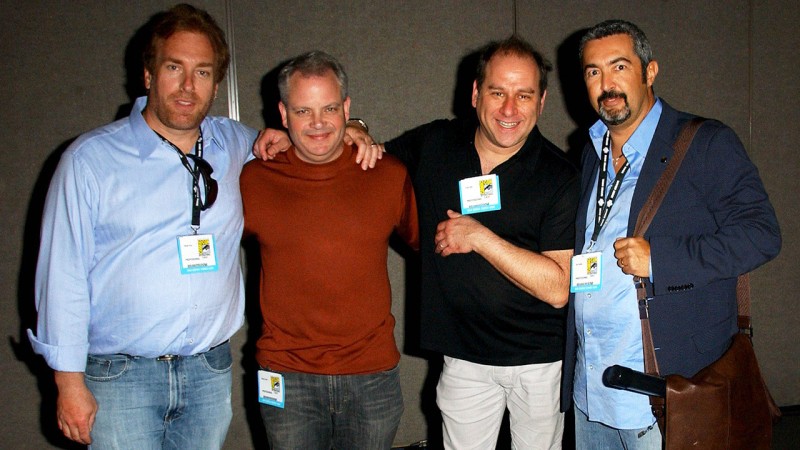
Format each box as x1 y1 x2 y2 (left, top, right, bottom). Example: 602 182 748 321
193 304 198 309
587 329 592 335
587 293 592 298
188 338 194 344
589 364 594 371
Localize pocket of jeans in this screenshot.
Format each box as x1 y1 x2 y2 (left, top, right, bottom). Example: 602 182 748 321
85 355 130 381
201 342 232 373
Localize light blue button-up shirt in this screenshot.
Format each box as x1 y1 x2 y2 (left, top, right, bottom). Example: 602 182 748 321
28 96 257 372
574 99 663 429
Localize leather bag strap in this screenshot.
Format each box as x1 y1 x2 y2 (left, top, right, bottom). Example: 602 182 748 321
633 118 706 378
737 273 752 331
632 118 705 238
630 118 706 425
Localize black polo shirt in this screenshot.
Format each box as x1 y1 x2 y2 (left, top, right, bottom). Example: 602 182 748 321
386 118 579 366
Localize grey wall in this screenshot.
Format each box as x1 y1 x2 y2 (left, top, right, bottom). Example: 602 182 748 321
2 1 797 448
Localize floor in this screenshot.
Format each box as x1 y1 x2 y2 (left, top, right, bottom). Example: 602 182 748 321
393 406 800 449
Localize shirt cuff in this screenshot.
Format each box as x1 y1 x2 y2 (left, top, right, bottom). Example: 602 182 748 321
27 329 89 372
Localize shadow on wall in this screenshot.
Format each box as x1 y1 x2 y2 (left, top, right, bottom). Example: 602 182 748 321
240 236 270 448
259 58 293 131
117 11 162 121
450 48 482 121
557 27 597 168
13 135 85 450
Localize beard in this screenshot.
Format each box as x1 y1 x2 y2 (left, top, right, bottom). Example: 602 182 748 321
597 89 631 126
162 95 212 130
147 89 215 133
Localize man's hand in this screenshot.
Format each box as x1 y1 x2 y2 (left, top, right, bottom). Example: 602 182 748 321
613 237 651 277
251 123 383 170
54 371 97 445
252 128 292 161
434 210 488 256
343 122 383 170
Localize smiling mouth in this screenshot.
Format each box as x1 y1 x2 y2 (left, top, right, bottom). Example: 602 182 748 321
174 97 197 108
498 120 520 128
598 90 626 106
306 132 332 140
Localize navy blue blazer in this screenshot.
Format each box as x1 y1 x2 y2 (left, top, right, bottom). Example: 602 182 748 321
561 100 781 411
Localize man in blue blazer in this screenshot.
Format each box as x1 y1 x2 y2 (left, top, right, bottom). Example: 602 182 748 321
561 19 781 449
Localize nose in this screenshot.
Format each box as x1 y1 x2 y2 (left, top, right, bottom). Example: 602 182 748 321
500 95 517 116
311 111 324 129
181 74 195 93
600 71 614 93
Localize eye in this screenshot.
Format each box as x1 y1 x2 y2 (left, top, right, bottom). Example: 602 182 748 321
197 70 211 78
325 106 339 113
615 64 627 71
167 64 180 71
491 91 504 98
295 109 309 115
518 94 532 101
585 68 599 78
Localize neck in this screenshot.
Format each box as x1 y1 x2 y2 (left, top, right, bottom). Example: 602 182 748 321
607 95 656 157
142 110 200 154
474 129 521 175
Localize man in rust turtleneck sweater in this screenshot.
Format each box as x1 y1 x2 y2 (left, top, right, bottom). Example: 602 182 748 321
240 51 418 450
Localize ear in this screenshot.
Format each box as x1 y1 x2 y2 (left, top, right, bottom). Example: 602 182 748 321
213 83 219 100
646 60 659 87
144 68 152 90
279 101 288 129
471 80 479 108
343 96 351 121
538 89 548 115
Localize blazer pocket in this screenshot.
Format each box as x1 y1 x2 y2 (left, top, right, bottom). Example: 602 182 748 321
691 317 733 355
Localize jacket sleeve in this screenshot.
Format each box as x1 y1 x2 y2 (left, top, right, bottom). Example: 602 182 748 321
648 122 781 296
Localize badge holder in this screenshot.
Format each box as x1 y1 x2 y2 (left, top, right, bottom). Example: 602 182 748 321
258 370 285 408
459 174 501 215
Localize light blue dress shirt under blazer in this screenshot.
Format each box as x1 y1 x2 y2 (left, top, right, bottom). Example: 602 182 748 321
574 99 663 429
29 96 257 372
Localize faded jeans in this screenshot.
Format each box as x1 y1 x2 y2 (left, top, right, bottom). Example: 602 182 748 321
85 341 233 450
260 365 403 449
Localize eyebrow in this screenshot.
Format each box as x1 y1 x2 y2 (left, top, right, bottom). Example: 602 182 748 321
485 84 537 95
290 102 342 111
583 56 633 71
163 57 214 68
609 56 633 66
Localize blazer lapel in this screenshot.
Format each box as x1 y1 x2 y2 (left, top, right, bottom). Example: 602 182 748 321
576 144 600 252
627 101 684 236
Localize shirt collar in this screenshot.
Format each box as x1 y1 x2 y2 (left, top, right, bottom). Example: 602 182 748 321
589 97 663 160
130 96 217 160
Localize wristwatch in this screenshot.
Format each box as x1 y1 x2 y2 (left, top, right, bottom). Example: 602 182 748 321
347 118 369 133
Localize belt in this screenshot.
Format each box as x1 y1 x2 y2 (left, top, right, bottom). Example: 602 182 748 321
156 340 229 362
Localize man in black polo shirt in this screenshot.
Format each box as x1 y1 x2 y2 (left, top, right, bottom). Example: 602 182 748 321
254 36 579 450
382 36 579 450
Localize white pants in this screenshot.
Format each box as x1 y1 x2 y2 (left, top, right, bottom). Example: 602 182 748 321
436 356 563 450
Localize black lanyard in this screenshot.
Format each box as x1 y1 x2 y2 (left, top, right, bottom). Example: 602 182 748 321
590 131 630 247
155 130 206 233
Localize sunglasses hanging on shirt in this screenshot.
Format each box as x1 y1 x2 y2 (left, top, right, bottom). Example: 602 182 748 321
153 129 218 232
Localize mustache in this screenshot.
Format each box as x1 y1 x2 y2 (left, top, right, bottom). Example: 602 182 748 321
598 90 628 104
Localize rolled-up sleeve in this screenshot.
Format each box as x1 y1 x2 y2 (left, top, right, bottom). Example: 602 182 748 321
28 148 96 372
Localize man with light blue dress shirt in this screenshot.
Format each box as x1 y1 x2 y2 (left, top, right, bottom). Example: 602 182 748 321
561 20 780 449
27 4 256 448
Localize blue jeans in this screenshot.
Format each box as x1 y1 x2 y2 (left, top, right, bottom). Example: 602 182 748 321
85 341 233 450
574 407 662 450
260 365 403 449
